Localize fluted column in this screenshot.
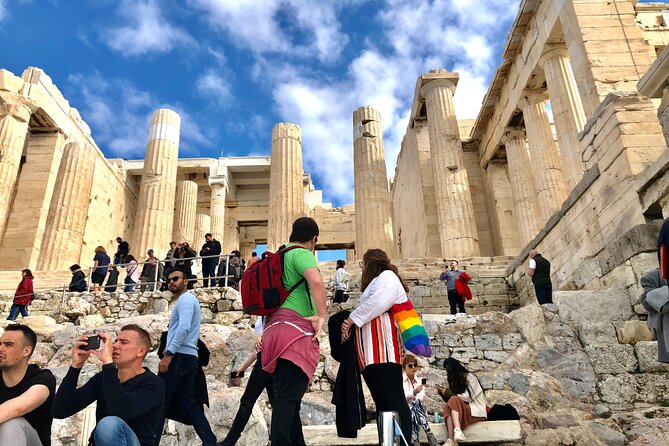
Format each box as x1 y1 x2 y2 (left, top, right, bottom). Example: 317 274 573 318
267 123 304 250
502 128 542 246
240 242 254 263
420 73 479 257
209 180 226 242
540 47 587 190
0 100 30 243
172 180 198 245
519 93 568 222
38 142 96 270
193 213 211 250
132 109 180 259
353 106 394 257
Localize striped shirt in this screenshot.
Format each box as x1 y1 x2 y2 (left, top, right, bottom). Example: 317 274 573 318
349 270 406 368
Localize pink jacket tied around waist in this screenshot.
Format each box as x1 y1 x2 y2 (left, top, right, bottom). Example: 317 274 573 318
261 308 320 380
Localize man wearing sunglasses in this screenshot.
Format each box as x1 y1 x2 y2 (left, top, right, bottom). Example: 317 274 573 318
154 269 218 446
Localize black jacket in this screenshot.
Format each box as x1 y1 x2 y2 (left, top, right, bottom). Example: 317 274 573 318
200 240 222 263
328 310 366 438
69 271 87 292
157 332 210 424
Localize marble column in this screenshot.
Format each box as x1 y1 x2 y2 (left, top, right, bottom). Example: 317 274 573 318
209 180 226 243
240 242 254 263
172 180 198 245
420 73 480 257
518 93 568 222
540 47 587 190
267 123 304 251
502 128 542 247
0 100 30 244
193 213 211 251
38 142 96 270
132 109 180 259
353 105 394 257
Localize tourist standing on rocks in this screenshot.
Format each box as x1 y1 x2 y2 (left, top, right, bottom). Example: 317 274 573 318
439 358 487 445
247 251 259 268
114 237 130 265
340 248 413 443
124 255 140 293
332 260 352 303
92 246 111 292
218 317 275 446
53 325 165 446
173 243 197 289
402 353 439 446
260 217 327 446
200 233 222 288
139 249 162 292
0 324 56 446
527 250 553 304
68 264 87 292
440 260 467 315
8 269 34 321
155 268 218 446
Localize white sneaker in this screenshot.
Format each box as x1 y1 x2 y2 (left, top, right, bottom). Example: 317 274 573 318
444 440 455 446
453 428 467 441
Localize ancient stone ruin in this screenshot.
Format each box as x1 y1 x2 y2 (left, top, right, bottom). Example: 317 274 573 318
2 0 669 445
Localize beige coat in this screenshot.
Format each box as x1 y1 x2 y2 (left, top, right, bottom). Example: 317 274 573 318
457 373 487 418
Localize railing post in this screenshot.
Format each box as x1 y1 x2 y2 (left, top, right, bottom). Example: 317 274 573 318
86 267 92 292
224 255 230 288
379 411 403 446
153 259 160 292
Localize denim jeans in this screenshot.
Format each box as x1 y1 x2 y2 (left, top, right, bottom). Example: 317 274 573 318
155 353 217 446
7 304 28 320
221 353 275 445
202 262 217 288
94 416 140 446
123 275 136 293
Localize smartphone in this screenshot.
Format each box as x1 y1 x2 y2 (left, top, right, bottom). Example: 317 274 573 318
81 335 102 351
230 371 245 379
421 378 427 385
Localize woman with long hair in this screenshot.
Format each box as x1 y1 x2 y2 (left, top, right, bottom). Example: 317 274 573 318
440 358 487 445
92 245 110 292
8 269 33 320
124 254 140 292
341 248 412 443
403 354 439 446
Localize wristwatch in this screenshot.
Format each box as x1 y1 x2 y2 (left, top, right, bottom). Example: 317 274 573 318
164 350 174 357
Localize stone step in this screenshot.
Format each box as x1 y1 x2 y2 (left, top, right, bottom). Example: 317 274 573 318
303 421 523 445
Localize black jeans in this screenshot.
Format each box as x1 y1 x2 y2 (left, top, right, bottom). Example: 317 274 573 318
202 262 218 288
534 284 553 304
362 363 412 444
221 353 275 445
155 353 217 446
271 359 308 446
447 289 465 314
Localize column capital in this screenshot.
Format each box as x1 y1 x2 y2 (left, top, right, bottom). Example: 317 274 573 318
501 127 526 144
518 90 549 110
538 46 570 69
272 122 301 143
420 78 458 96
0 100 31 122
208 176 228 191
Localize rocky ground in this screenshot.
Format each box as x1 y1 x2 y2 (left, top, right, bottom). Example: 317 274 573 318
0 285 667 445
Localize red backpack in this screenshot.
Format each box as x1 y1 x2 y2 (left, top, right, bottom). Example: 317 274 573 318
241 245 311 316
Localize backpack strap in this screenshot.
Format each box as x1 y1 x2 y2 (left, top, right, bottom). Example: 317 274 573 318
280 245 314 311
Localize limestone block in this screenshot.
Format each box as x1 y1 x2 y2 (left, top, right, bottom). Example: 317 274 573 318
482 350 510 362
80 314 105 328
554 289 634 328
615 320 655 344
578 322 618 346
584 344 638 374
509 304 546 346
215 311 245 326
503 333 523 350
450 347 477 363
635 341 669 372
474 334 503 350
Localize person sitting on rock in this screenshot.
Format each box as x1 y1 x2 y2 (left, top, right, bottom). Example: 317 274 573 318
53 325 165 446
402 353 439 446
68 264 87 292
439 358 487 446
0 324 56 446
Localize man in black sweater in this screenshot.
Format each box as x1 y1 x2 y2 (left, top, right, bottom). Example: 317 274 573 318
53 324 164 446
527 250 553 304
200 233 222 288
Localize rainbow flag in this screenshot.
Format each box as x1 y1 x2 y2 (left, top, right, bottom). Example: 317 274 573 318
391 300 432 357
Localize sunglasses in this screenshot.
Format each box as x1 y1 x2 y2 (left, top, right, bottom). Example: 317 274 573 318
407 363 418 369
167 276 182 283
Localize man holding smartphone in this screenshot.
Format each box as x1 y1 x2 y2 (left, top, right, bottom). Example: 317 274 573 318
53 325 165 446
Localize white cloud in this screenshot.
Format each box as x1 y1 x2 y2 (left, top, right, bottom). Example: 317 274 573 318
187 0 351 62
102 0 196 56
66 73 212 158
0 0 6 23
262 0 517 205
196 70 233 109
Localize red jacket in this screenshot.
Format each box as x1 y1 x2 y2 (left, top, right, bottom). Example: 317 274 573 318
14 277 34 306
455 272 473 301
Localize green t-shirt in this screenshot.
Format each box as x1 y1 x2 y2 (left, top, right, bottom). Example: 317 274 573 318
280 244 318 317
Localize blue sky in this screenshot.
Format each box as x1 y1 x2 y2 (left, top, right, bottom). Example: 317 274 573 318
0 0 525 212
